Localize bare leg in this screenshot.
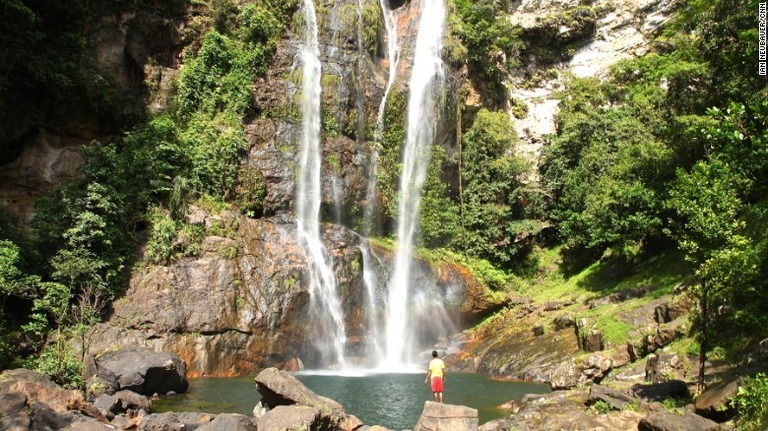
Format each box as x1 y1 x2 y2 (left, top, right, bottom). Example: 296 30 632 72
438 392 443 403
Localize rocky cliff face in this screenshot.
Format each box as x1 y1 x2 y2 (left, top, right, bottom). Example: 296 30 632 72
244 0 381 217
508 0 679 170
88 206 493 375
0 1 189 223
243 0 458 222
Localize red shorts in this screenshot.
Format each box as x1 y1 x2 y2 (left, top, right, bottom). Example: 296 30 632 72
431 377 444 392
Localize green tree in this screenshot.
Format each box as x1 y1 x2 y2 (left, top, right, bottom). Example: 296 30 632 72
452 0 523 105
459 109 533 267
668 160 758 390
667 102 768 390
0 240 38 318
420 146 460 247
542 77 673 262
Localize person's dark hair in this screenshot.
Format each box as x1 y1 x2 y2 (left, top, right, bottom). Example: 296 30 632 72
432 350 438 358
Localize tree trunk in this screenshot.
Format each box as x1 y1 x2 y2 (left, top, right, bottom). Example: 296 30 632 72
697 279 708 393
457 100 465 240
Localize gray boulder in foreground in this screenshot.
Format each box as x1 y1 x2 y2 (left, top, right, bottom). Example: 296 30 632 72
197 413 256 431
413 401 478 431
255 367 363 431
137 412 215 429
638 409 720 431
694 376 743 422
257 405 320 431
91 348 188 396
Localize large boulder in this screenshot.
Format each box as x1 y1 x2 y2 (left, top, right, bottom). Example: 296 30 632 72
694 376 743 422
579 351 614 383
413 401 478 431
0 369 107 431
638 410 719 431
197 413 256 431
93 389 152 420
255 368 363 431
255 368 344 410
549 359 579 390
257 405 320 431
91 348 188 396
587 384 637 411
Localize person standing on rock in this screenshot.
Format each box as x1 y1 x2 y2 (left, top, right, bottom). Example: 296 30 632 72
424 350 446 403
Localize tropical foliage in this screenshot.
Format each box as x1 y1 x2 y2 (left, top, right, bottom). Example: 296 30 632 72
452 0 523 104
0 0 296 384
539 0 768 389
1 0 767 407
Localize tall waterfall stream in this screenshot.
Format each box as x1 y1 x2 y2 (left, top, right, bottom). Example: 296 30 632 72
295 0 454 371
384 0 451 369
295 0 348 368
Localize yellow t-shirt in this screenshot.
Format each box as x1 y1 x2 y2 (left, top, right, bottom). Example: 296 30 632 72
428 358 445 379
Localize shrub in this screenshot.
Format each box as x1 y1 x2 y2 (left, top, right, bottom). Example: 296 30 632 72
236 165 267 218
146 208 178 264
734 373 768 431
590 399 612 414
35 337 85 390
453 0 523 104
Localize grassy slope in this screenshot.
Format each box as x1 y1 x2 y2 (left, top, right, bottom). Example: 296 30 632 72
474 246 693 350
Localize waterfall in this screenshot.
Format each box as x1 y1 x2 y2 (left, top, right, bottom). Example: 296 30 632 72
330 175 344 224
364 0 401 237
355 0 367 146
375 0 401 140
383 0 446 368
358 0 401 362
295 0 347 369
360 239 385 362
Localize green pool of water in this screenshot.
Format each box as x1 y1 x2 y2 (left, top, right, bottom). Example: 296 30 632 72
153 372 550 429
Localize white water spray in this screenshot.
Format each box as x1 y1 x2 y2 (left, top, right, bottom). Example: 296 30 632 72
363 0 402 237
295 0 347 368
375 0 401 139
383 0 446 368
360 239 385 361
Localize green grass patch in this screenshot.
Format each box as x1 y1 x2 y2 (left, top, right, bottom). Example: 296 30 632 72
666 337 699 357
573 303 634 347
520 246 689 304
576 249 689 297
422 249 522 292
516 246 691 347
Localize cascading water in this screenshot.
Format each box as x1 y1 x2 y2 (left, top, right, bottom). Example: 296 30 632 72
383 0 447 368
295 0 347 369
355 0 367 147
358 0 396 364
330 176 344 224
363 0 401 237
360 239 385 361
375 0 401 139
